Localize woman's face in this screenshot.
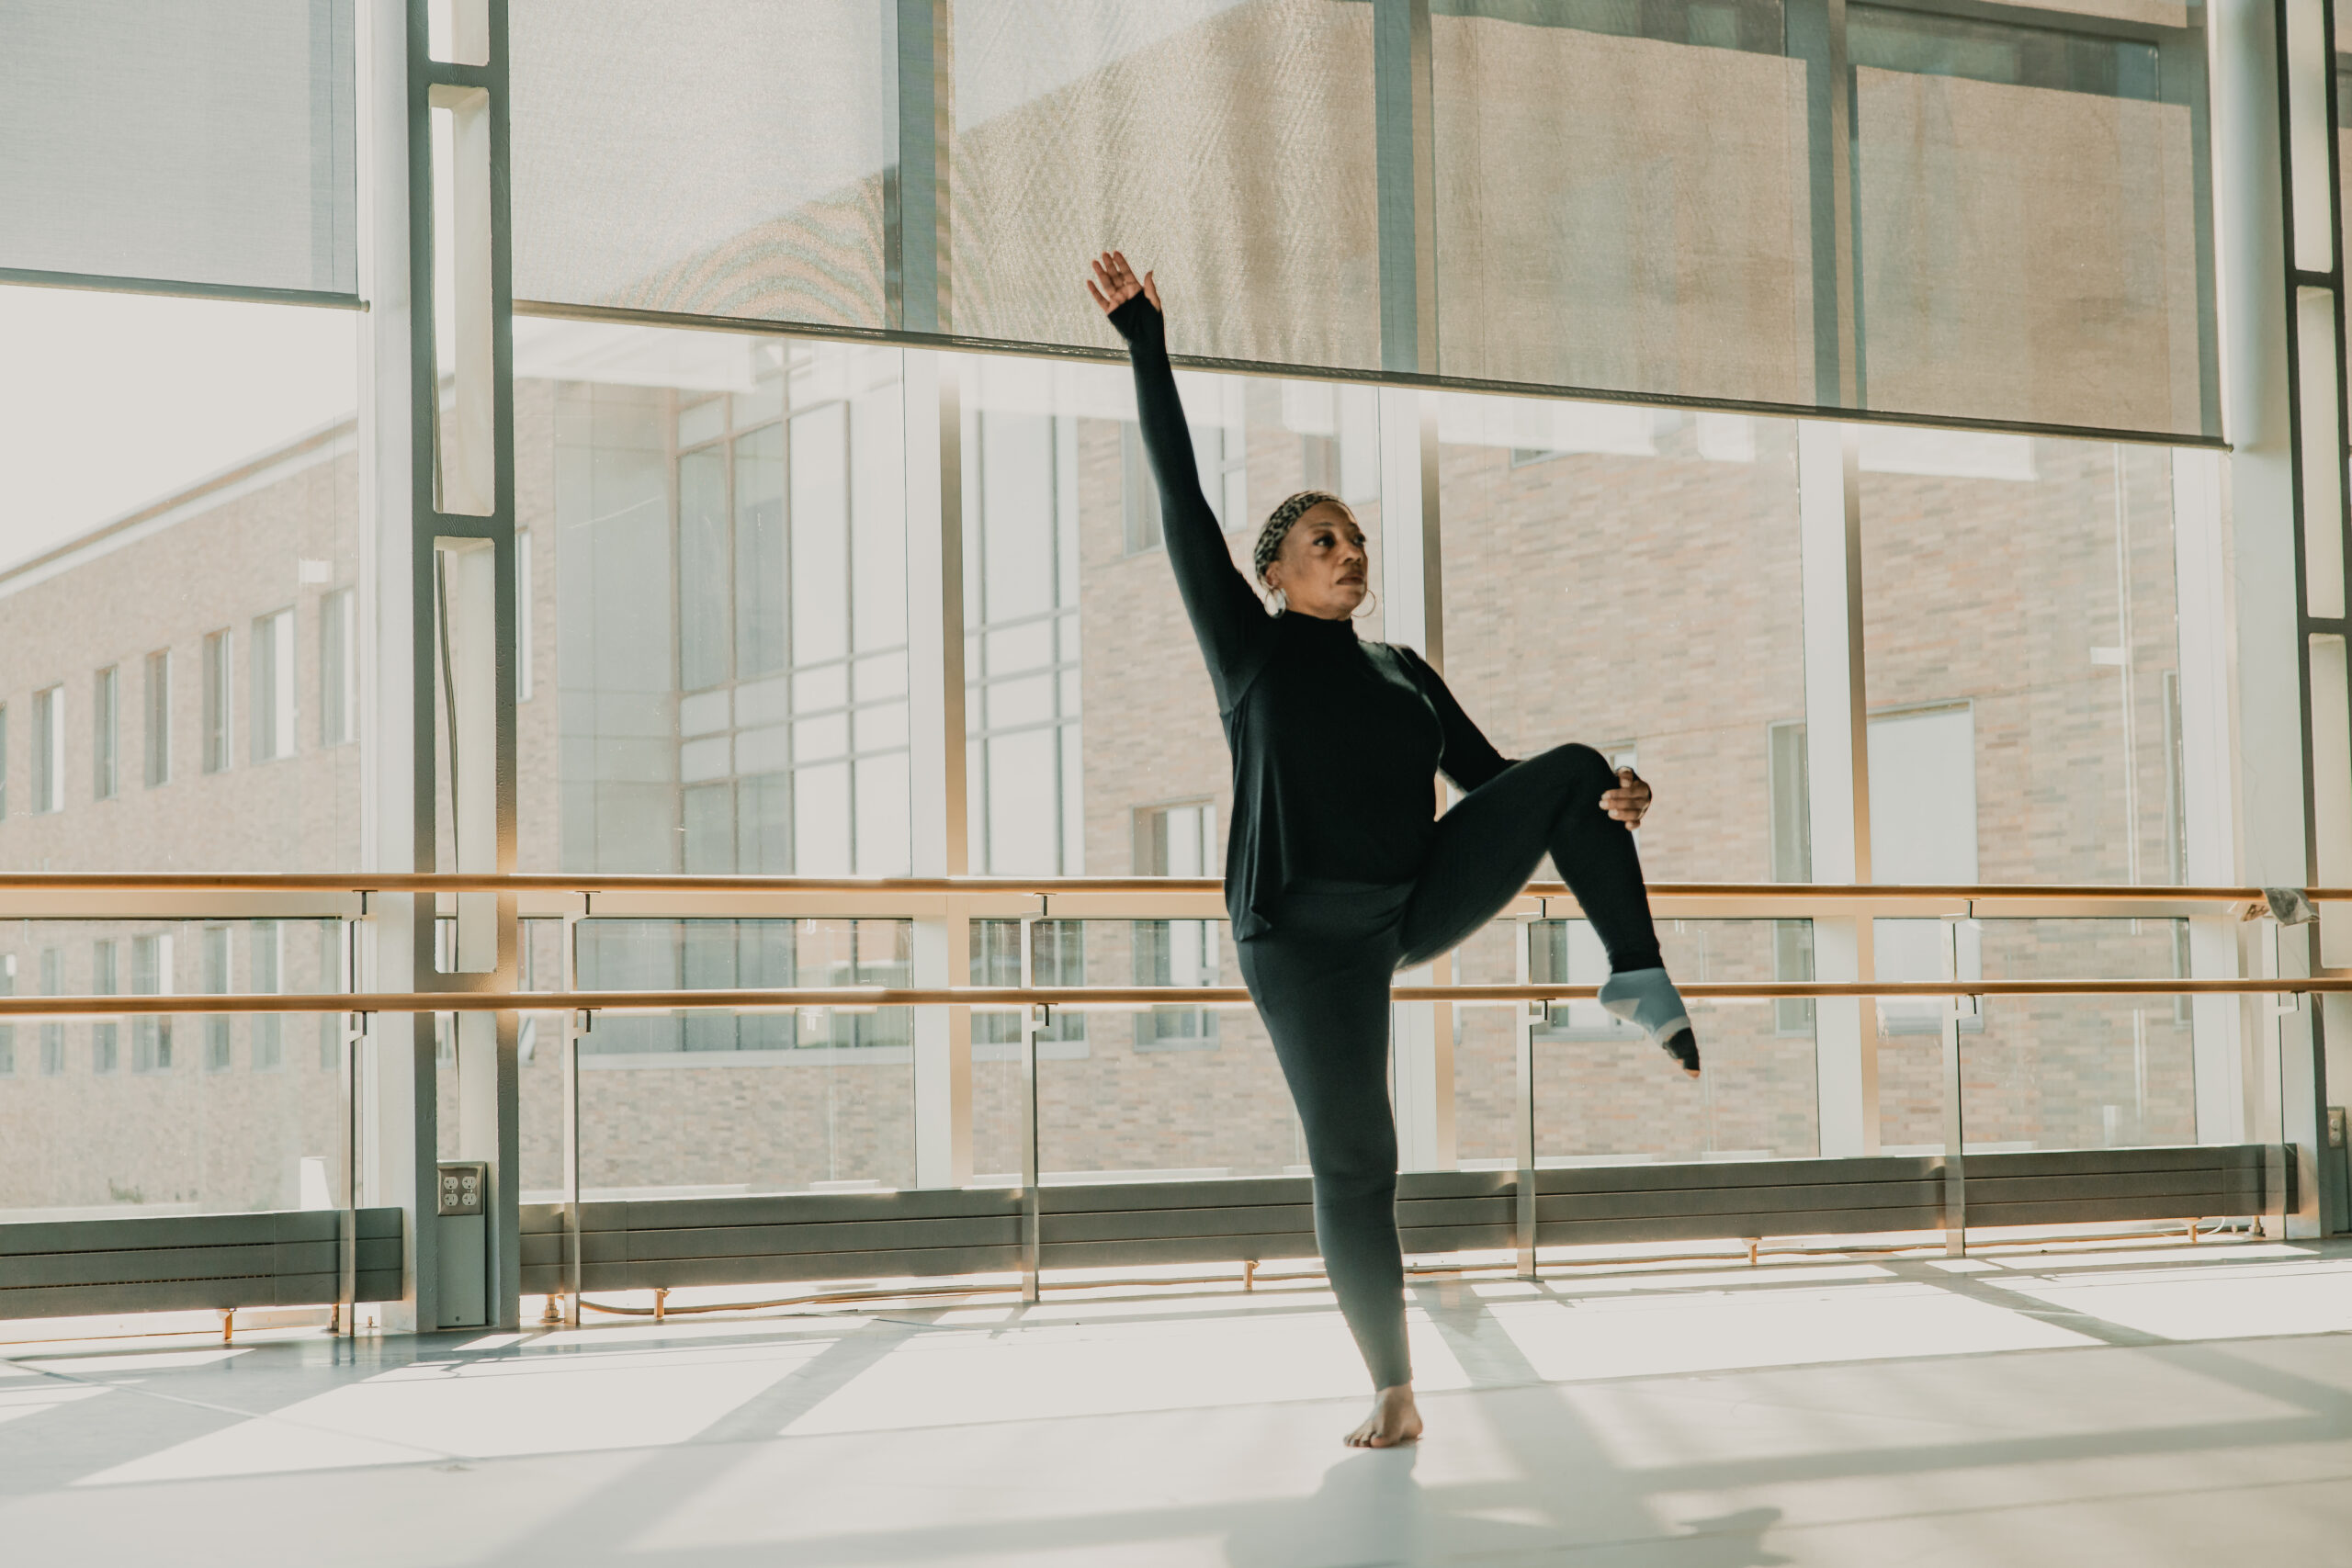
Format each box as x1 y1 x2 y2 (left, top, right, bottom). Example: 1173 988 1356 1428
1264 502 1369 620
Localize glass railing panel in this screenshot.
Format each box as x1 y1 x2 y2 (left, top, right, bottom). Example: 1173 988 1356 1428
0 919 352 1224
1531 919 1820 1168
1874 918 2199 1153
971 918 1302 1185
560 917 914 1201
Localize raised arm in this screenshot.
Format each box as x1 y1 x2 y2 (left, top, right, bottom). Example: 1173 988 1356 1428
1089 252 1271 708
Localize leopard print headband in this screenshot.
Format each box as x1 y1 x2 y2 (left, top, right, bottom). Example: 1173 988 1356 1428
1253 490 1345 585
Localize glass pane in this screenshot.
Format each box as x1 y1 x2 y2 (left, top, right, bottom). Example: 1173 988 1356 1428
1436 396 1804 882
959 348 1383 887
0 920 350 1221
0 286 359 871
540 327 910 873
1876 921 2196 1153
968 920 1306 1183
1453 919 1819 1168
1432 0 1814 407
0 2 357 296
570 919 914 1198
1859 434 2182 888
1436 394 1808 1167
511 1 892 327
1852 9 2210 434
951 0 1381 369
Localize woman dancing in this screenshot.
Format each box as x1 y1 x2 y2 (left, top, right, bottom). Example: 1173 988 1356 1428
1088 253 1701 1449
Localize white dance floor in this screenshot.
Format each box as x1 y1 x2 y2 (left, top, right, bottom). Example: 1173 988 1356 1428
6 1237 2352 1566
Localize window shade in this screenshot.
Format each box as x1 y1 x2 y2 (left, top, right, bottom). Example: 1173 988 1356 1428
510 0 894 329
950 0 1381 370
0 0 356 299
507 0 2215 440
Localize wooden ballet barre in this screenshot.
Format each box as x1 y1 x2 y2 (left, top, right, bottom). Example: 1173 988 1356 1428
0 872 2339 900
1 975 2346 1021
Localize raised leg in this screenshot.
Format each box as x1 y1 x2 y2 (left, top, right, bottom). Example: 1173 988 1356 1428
1400 742 1662 971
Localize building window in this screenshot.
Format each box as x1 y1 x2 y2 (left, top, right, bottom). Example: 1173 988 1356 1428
33 685 62 812
202 629 233 772
38 948 62 1074
320 588 356 745
630 343 912 880
130 932 172 1072
144 650 171 785
967 408 1083 875
516 531 535 702
1134 802 1220 1048
0 953 15 1077
0 703 9 819
92 940 119 1074
252 608 295 761
202 926 232 1071
92 665 119 800
252 920 283 1069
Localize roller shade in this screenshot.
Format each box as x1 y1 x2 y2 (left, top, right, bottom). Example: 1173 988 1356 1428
0 0 356 301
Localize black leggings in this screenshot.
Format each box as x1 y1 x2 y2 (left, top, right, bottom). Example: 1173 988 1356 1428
1235 743 1662 1390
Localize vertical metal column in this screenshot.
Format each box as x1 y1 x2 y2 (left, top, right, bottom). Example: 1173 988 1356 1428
1374 0 1438 377
560 905 582 1327
2279 0 2352 1235
406 0 521 1322
358 0 430 1335
1379 387 1454 1171
899 0 967 1182
1788 0 1859 408
889 0 952 337
1019 913 1043 1303
1513 915 1538 1278
1797 422 1879 1156
2215 0 2335 1233
1939 918 1968 1257
908 345 974 1190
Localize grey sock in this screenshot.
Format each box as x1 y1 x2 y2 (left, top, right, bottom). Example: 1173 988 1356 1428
1598 966 1698 1069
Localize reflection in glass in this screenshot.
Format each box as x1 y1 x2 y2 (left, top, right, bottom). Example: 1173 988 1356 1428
547 328 910 875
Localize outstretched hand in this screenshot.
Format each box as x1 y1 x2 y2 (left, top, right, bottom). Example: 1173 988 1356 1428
1086 251 1161 316
1601 768 1652 829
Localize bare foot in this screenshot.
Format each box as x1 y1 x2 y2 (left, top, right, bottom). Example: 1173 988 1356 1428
1344 1383 1423 1448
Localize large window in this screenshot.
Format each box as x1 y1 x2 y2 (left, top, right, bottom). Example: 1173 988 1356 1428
544 327 910 876
965 380 1084 875
1858 431 2193 1150
1437 391 1815 1164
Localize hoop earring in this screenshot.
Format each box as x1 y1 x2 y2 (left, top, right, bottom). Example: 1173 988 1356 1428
1266 587 1288 617
1351 587 1380 621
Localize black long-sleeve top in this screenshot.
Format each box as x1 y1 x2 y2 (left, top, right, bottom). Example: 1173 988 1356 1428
1110 293 1514 938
